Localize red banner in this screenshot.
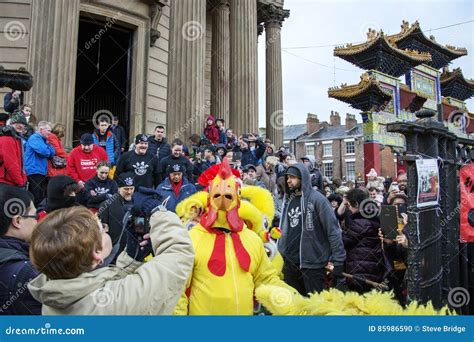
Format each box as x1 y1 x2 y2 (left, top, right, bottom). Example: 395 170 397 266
460 163 474 242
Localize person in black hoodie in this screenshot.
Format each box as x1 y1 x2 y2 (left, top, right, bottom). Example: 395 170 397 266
115 134 161 189
160 139 194 183
36 175 80 221
0 184 41 315
147 125 171 160
98 172 135 262
278 163 346 295
85 160 118 211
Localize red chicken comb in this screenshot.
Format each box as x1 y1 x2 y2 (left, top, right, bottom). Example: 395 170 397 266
197 157 241 186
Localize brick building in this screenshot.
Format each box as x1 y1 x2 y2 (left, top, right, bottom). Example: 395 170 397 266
283 111 399 181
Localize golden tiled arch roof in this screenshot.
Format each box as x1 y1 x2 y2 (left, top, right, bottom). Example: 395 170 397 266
334 30 432 63
328 72 392 99
388 20 468 57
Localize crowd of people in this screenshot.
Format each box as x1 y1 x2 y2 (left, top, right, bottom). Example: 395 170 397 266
0 90 411 315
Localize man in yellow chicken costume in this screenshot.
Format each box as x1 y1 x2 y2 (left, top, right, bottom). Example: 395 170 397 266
174 158 295 315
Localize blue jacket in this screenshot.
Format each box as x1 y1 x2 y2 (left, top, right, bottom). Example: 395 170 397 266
155 177 196 212
147 136 171 160
25 132 55 176
218 129 227 145
0 236 41 315
92 129 119 165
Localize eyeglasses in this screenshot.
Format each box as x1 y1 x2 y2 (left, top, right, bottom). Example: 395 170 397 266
21 214 38 221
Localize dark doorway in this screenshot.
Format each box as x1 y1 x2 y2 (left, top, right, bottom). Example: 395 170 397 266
73 16 133 146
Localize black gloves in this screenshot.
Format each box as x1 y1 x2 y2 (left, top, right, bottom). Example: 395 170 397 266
332 265 347 292
332 265 344 278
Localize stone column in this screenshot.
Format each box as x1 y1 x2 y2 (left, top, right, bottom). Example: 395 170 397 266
210 0 230 124
167 0 207 141
27 0 80 148
262 5 289 147
229 0 258 135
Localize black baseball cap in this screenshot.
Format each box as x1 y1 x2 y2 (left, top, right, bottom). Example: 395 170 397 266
135 134 148 144
285 166 301 178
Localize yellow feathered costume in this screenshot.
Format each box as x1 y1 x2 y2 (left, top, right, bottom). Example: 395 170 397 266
255 285 451 315
174 159 294 315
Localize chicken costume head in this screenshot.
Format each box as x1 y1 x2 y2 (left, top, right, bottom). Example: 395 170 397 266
197 158 250 276
198 158 243 232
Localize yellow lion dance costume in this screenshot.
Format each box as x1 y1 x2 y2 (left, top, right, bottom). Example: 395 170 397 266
174 158 293 315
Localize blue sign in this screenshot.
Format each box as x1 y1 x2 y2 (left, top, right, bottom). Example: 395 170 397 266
0 316 472 342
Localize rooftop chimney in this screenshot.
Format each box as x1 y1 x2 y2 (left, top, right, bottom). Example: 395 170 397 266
345 113 357 130
306 113 320 134
330 111 341 126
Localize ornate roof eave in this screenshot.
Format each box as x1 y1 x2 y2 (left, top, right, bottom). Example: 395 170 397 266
334 30 432 63
389 20 468 58
440 67 474 101
440 67 474 87
328 73 393 112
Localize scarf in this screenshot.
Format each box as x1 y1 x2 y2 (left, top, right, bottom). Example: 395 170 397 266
171 178 183 197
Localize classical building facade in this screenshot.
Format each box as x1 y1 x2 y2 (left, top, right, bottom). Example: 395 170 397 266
0 0 289 148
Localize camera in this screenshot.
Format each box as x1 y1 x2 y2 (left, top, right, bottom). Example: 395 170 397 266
132 216 150 235
123 208 151 241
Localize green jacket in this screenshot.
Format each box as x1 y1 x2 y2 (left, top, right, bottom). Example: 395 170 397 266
28 209 194 315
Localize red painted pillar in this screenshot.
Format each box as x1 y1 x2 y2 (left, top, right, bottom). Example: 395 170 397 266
364 142 380 180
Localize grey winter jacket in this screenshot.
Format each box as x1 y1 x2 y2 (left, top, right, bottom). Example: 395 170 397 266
278 163 346 269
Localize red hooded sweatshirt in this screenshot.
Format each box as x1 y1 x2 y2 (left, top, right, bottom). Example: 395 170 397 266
203 115 219 144
0 134 27 187
66 145 109 183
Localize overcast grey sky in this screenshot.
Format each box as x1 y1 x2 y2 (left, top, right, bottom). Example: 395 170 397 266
257 0 474 127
